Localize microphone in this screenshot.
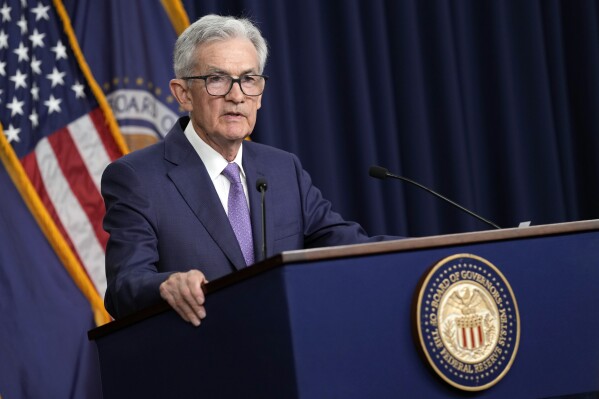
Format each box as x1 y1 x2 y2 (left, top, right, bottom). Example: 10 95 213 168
255 178 268 261
369 165 501 230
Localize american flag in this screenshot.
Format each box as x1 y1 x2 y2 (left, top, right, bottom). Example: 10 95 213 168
0 0 125 317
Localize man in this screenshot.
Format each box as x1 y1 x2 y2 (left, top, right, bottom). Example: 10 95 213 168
102 15 388 326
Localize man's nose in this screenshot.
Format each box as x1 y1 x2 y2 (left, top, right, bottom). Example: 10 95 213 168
225 80 245 102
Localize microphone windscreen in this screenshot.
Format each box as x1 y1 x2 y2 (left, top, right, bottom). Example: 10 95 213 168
369 165 389 180
256 178 268 192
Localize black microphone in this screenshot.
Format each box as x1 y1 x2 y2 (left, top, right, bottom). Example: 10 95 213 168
255 178 268 261
369 165 501 230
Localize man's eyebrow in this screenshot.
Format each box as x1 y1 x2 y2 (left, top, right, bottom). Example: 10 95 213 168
240 68 259 75
203 67 259 75
204 67 227 75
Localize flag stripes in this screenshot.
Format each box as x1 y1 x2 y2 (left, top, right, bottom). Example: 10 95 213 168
67 112 113 191
20 110 119 295
20 152 84 267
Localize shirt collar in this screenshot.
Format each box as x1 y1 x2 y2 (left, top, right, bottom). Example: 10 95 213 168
183 120 246 180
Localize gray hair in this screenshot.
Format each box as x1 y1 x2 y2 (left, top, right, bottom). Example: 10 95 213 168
173 15 269 78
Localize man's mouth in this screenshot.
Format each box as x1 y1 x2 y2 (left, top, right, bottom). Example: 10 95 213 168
224 111 244 117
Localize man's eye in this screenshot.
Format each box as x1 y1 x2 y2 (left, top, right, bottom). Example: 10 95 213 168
208 75 228 83
241 75 256 83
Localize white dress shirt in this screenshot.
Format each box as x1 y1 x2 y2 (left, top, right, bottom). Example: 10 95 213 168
183 122 250 214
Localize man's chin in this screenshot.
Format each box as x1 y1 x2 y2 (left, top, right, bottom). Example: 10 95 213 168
222 129 251 141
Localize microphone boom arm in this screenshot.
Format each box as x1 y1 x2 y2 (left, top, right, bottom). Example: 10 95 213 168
369 165 501 230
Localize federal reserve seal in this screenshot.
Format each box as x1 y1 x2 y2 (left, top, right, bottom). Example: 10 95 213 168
415 254 520 391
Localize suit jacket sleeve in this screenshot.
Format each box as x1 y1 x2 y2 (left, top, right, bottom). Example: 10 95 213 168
101 159 173 318
291 153 388 247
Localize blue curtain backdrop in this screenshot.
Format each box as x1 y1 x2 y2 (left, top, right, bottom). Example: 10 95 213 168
181 0 599 237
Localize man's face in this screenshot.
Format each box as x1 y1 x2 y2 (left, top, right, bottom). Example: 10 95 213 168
180 37 262 148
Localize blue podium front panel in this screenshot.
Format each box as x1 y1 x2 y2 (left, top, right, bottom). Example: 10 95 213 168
94 226 599 399
96 269 300 398
280 230 599 398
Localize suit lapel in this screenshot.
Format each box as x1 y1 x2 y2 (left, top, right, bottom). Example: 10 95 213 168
164 120 247 270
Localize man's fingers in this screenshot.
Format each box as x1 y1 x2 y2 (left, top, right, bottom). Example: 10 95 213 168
187 270 207 307
163 288 204 326
160 289 192 324
175 281 206 325
160 271 208 327
175 300 203 327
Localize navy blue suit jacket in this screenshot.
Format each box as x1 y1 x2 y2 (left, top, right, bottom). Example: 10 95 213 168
102 117 387 318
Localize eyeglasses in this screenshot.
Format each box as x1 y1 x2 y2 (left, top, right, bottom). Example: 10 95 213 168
181 74 268 96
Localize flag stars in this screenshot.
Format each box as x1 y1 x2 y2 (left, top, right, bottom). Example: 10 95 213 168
0 29 8 49
71 81 86 98
30 55 41 74
0 3 11 22
46 67 65 87
29 28 45 48
9 69 27 89
17 14 27 34
50 40 67 60
31 82 39 100
4 124 21 143
44 94 62 114
6 96 25 116
30 2 50 21
0 60 5 76
13 41 29 62
29 109 39 127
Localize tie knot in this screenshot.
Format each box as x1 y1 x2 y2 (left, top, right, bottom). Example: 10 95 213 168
222 162 242 184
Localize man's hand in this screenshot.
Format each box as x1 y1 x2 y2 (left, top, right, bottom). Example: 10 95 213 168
159 270 208 327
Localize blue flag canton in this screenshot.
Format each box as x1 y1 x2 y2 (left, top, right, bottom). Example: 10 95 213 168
0 0 97 158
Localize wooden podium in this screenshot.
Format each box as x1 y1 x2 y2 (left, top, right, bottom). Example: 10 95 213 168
89 220 599 398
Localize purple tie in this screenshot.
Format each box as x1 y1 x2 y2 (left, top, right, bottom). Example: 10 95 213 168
222 163 254 266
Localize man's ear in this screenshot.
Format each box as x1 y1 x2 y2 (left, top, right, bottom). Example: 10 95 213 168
169 79 193 112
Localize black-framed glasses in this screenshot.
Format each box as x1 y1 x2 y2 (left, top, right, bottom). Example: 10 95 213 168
181 74 268 96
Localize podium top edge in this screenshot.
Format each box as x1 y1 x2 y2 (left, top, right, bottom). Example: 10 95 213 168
276 219 599 265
